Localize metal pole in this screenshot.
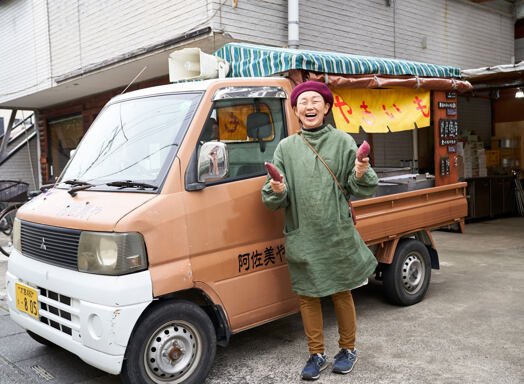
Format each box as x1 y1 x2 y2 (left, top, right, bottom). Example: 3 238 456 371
413 123 419 173
0 109 17 159
288 0 299 49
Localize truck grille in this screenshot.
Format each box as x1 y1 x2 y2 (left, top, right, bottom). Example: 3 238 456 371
38 287 79 336
21 221 80 270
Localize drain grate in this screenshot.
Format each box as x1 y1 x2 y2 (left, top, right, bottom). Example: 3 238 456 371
31 365 55 381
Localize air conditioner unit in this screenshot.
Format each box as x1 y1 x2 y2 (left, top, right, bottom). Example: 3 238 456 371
168 48 230 82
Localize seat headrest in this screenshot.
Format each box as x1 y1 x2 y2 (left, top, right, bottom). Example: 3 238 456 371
246 112 272 139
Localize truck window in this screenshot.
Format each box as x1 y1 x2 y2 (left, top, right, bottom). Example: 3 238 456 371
58 93 202 189
197 97 286 181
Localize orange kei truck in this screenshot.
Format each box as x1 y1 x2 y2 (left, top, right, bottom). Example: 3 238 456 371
6 44 468 384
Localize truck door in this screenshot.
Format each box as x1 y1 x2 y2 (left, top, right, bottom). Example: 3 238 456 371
184 87 298 331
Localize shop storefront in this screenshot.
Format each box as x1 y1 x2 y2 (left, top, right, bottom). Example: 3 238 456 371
460 63 524 219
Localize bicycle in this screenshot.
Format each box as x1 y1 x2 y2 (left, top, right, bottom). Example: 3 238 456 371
513 169 524 216
0 180 29 256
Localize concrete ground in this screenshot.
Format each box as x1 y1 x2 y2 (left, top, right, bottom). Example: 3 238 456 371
0 217 523 383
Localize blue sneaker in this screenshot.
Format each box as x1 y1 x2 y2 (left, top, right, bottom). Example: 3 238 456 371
332 348 357 374
301 353 328 380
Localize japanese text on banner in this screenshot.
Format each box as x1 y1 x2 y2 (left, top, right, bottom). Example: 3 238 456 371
331 88 431 133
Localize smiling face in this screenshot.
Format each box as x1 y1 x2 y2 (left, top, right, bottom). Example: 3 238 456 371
293 91 330 129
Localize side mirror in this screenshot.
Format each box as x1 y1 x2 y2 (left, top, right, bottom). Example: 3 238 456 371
198 142 229 183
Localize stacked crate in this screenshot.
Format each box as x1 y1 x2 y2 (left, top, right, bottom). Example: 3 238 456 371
462 135 486 178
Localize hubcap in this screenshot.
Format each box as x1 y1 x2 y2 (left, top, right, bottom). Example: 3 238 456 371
401 252 425 294
144 321 201 383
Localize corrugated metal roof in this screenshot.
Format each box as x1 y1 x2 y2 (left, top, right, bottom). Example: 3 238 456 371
214 43 462 79
461 62 524 89
461 62 524 78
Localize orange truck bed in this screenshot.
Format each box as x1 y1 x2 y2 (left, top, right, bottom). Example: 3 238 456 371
354 182 468 246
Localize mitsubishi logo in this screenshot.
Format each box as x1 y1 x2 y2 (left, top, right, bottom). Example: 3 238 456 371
40 238 47 251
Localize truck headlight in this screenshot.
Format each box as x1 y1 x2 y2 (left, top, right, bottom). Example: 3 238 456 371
77 232 147 275
13 218 21 252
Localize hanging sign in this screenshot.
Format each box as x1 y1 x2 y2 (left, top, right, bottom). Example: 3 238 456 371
331 88 431 133
439 119 458 138
440 138 457 145
438 101 456 109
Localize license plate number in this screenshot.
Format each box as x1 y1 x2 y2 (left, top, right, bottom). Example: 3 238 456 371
15 283 39 319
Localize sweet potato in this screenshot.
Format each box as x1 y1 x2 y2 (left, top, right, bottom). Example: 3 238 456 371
357 140 370 161
265 162 282 182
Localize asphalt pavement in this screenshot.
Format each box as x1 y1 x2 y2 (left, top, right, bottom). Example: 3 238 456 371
1 217 523 383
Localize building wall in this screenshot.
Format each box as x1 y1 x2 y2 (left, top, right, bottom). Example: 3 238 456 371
210 0 287 47
393 0 514 68
0 0 52 102
0 0 210 104
214 0 514 69
47 0 209 76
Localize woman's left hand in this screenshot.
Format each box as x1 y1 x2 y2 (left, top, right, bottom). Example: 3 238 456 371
355 157 369 179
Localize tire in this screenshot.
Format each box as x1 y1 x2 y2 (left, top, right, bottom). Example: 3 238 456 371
121 300 217 384
0 205 18 257
26 330 57 347
383 239 431 306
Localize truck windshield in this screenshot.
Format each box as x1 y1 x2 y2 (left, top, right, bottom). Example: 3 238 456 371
58 92 201 189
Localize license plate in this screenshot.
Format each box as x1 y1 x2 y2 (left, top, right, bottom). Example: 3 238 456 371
15 283 39 319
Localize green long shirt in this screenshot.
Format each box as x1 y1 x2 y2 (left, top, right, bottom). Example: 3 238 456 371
262 124 379 297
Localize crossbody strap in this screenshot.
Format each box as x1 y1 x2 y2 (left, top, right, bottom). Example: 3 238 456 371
298 131 357 225
298 132 348 200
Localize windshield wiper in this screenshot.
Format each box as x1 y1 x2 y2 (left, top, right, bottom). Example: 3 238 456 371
105 180 158 190
62 179 96 196
67 182 96 196
63 179 92 186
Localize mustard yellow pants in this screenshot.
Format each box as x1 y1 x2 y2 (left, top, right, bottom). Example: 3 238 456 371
299 290 356 354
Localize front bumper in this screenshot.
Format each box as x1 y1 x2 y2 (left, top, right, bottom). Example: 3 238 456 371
6 249 153 375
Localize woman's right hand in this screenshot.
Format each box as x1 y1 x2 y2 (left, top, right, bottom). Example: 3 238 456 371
269 177 286 194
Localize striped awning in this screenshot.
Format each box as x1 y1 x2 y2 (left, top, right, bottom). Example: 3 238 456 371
214 43 462 79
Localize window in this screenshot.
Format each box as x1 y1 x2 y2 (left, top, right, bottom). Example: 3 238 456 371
196 97 286 182
48 115 83 180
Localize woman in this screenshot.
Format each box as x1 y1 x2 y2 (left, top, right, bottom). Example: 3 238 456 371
261 81 378 380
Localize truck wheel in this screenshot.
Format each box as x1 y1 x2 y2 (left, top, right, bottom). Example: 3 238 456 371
121 300 216 384
383 239 431 306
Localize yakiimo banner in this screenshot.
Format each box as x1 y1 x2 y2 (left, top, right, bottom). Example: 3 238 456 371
331 88 431 133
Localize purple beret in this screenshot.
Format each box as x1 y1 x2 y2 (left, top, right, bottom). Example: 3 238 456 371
290 81 334 115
